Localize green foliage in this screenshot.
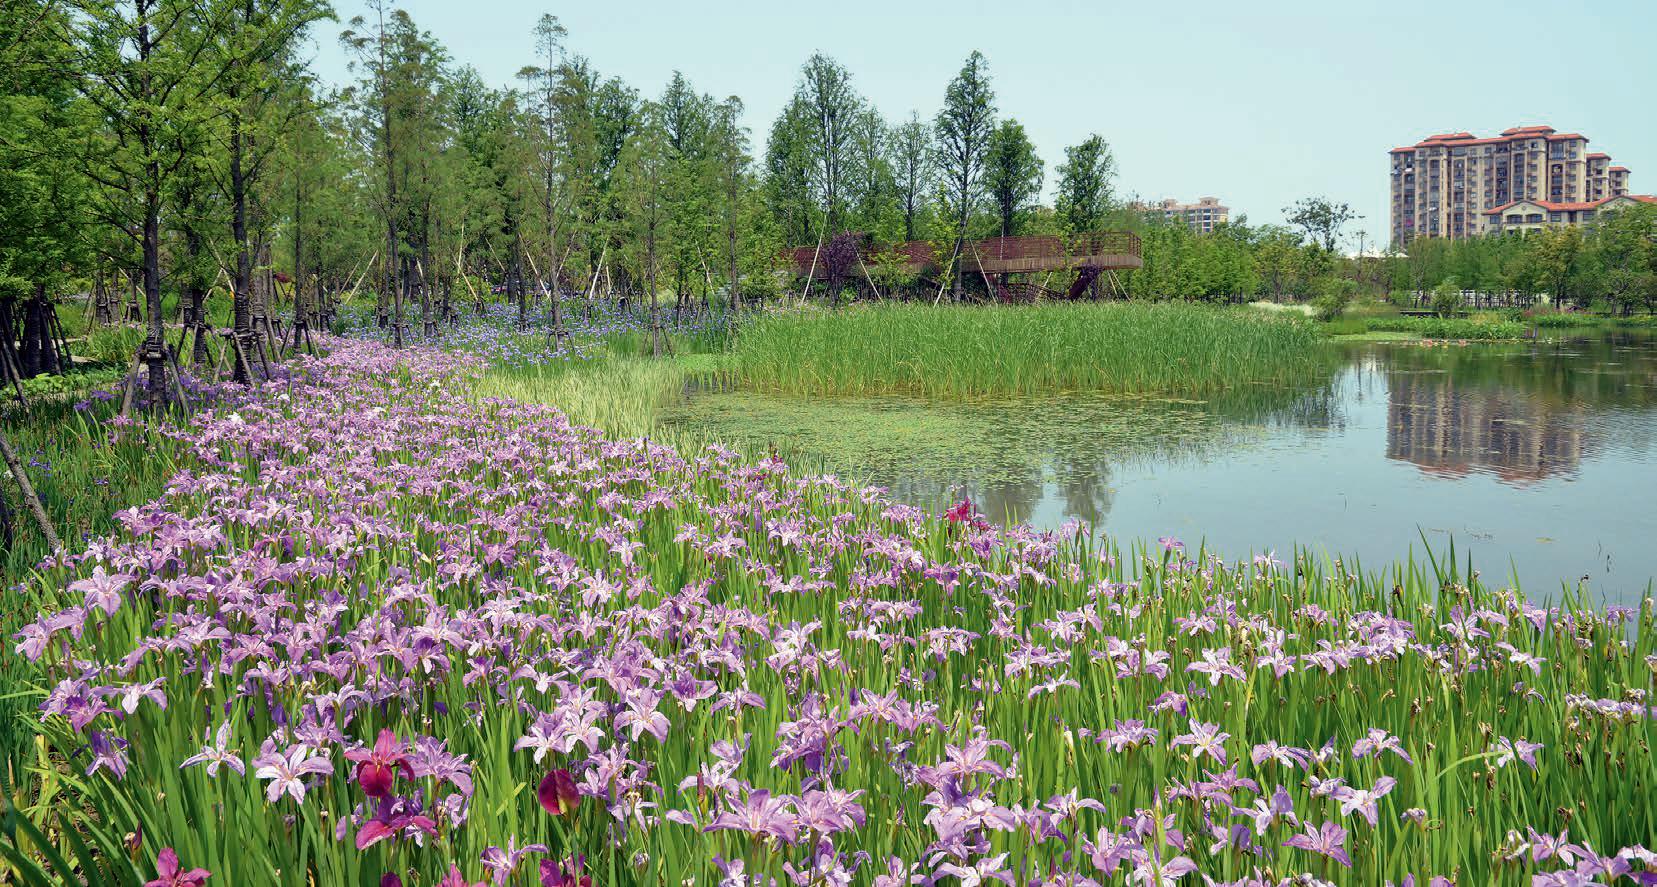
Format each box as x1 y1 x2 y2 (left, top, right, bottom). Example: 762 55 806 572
729 302 1331 398
1311 277 1358 320
1362 315 1526 340
1054 134 1115 234
934 51 996 240
1283 196 1357 251
982 119 1042 237
1431 278 1463 317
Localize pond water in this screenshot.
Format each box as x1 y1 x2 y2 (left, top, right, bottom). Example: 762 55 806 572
666 331 1657 603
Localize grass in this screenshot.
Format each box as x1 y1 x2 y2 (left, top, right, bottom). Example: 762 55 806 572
1 339 1652 886
728 302 1333 399
1329 330 1421 342
1530 311 1657 329
474 353 714 440
1354 315 1527 341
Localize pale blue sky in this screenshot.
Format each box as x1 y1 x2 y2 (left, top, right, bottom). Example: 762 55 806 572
305 0 1657 247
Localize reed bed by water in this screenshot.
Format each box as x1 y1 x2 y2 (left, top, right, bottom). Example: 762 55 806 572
1359 316 1527 341
729 302 1333 399
474 354 710 441
3 337 1653 887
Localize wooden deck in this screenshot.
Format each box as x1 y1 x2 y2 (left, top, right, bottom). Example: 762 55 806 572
789 232 1143 280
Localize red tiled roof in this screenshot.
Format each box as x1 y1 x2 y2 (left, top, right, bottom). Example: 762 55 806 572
1610 166 1630 172
1484 194 1650 215
1501 125 1555 136
1546 133 1587 141
1587 152 1610 159
1390 145 1417 154
1422 131 1475 142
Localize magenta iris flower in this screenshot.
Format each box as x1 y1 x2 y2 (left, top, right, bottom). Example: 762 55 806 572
144 848 210 887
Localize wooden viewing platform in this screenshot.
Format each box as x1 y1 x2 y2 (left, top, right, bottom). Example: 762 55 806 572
788 232 1142 279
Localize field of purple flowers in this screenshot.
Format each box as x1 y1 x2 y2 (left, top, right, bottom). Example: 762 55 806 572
4 336 1655 887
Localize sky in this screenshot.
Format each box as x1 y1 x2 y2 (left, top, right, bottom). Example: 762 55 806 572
303 0 1657 248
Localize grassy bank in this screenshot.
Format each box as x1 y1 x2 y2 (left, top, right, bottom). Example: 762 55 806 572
474 353 716 440
2 338 1652 887
1322 314 1527 341
729 302 1332 398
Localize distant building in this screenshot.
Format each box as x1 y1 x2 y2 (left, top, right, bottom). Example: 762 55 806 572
1133 197 1229 233
1389 125 1652 245
1483 193 1657 235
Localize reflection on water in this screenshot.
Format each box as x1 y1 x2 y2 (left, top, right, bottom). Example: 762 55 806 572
668 331 1657 602
1387 371 1590 484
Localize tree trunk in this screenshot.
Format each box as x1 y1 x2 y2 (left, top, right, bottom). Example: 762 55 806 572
230 102 254 384
19 285 59 377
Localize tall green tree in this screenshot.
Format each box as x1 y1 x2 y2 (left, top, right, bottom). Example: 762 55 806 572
764 96 817 247
614 102 671 355
1284 196 1357 252
934 50 995 298
795 54 861 234
64 0 255 399
1055 134 1115 234
890 111 933 242
0 0 91 379
214 0 331 379
515 13 568 334
983 118 1042 238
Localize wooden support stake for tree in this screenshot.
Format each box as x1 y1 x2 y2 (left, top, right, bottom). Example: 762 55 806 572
933 240 963 307
117 347 143 418
798 229 825 307
336 250 378 309
966 239 997 302
164 344 191 411
0 326 27 409
857 254 884 301
0 427 61 553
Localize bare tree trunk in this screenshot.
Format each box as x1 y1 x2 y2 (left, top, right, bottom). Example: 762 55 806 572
230 97 255 384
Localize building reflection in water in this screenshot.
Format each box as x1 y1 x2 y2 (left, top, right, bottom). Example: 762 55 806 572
1386 372 1590 484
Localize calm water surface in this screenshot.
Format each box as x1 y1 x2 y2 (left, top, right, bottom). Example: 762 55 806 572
668 331 1657 603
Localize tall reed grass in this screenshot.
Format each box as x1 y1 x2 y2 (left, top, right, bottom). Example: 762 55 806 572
729 302 1332 398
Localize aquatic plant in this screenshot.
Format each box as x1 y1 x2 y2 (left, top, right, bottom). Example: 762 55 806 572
728 302 1333 398
3 336 1653 885
1359 316 1526 341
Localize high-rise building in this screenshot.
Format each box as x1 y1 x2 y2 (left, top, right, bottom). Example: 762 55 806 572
1389 125 1650 245
1132 197 1230 233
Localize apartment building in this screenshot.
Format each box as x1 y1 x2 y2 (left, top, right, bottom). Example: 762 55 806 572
1133 197 1230 233
1389 125 1646 245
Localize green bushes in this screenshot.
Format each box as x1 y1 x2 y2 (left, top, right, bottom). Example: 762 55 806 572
1311 277 1358 321
729 302 1331 398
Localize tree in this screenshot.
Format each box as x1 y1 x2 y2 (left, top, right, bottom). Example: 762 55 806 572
935 50 995 299
0 0 91 380
341 4 449 346
215 0 332 380
64 0 250 402
515 13 568 336
615 103 670 355
1284 196 1357 252
1055 134 1115 234
764 96 817 247
1252 226 1301 301
890 111 932 242
846 108 897 241
795 54 861 234
1525 225 1585 308
983 119 1042 238
710 96 750 310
